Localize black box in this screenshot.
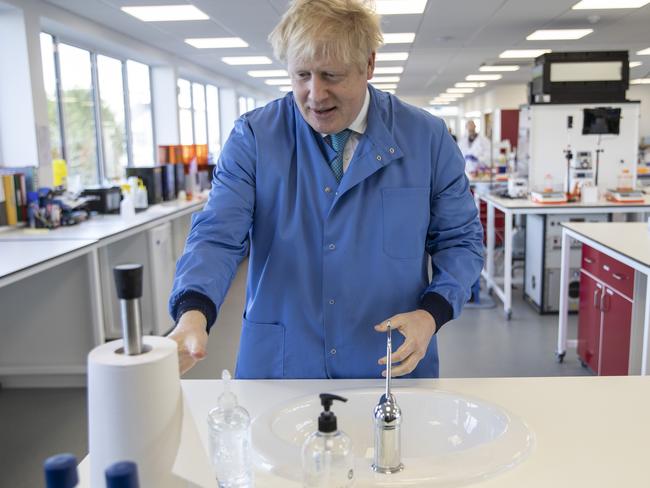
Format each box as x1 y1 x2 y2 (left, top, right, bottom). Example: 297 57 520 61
173 163 185 196
126 166 163 205
81 186 122 214
530 51 629 104
160 164 176 201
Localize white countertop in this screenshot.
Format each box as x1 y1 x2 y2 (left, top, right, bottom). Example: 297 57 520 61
481 193 650 212
563 222 650 268
80 376 650 487
0 239 96 280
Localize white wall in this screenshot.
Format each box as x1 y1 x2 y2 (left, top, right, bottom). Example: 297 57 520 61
627 85 650 139
459 84 528 116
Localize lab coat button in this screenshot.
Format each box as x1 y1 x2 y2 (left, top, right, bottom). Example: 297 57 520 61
330 348 337 355
376 155 382 161
328 243 336 250
389 147 395 154
329 299 335 305
324 186 332 193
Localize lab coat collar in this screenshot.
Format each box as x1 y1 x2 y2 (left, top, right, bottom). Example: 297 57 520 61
332 85 404 200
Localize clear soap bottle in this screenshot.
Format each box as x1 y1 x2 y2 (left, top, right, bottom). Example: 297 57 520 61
302 393 355 488
207 370 253 488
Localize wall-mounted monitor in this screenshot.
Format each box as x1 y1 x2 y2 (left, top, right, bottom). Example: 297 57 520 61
582 107 621 135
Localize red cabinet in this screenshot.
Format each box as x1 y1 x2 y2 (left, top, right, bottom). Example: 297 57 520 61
578 245 634 376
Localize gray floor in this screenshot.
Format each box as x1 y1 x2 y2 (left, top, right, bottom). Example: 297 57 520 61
0 261 588 488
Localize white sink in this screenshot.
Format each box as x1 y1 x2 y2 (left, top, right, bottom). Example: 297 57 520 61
251 387 534 487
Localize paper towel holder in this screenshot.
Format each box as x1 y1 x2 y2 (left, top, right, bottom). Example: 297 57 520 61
113 263 150 356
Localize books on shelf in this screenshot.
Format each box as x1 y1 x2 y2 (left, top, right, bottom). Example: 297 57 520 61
0 167 36 226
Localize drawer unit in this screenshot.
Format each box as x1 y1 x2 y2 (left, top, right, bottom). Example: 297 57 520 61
581 245 601 277
598 253 634 299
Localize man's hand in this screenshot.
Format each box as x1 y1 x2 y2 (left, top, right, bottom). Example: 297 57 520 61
167 310 209 375
374 310 437 377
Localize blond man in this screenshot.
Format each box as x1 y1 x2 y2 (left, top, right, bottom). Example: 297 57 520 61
168 0 483 379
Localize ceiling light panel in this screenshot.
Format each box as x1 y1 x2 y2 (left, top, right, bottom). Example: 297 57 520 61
572 0 650 9
466 74 503 81
222 56 273 65
374 0 428 15
383 33 416 44
264 78 292 85
638 48 650 55
248 70 289 77
479 65 520 72
373 66 404 74
526 29 593 40
455 82 487 88
185 37 248 49
500 49 551 58
279 86 293 92
376 52 409 61
447 88 474 93
369 76 400 83
630 62 643 68
429 101 450 105
121 5 209 22
630 78 650 84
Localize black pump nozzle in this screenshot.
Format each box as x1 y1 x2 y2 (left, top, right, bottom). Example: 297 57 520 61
318 393 347 433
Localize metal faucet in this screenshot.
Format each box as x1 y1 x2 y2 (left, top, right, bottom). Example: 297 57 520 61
372 321 404 473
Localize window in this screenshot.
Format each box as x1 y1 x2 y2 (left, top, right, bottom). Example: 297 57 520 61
238 96 247 116
192 82 207 145
206 84 221 158
39 33 63 160
246 97 255 112
39 34 156 185
97 55 127 181
178 78 193 145
127 60 154 165
58 43 98 186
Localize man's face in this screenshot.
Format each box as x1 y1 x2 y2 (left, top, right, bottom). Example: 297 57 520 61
289 52 375 135
466 121 477 135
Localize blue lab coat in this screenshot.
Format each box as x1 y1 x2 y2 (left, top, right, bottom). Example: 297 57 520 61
170 86 483 379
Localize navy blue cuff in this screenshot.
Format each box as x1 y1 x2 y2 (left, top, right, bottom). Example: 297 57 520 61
419 292 453 333
171 290 217 333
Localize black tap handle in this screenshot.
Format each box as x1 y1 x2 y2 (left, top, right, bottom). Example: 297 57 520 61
113 264 144 300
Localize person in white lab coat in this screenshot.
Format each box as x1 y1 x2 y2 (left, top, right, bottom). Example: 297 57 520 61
457 120 490 175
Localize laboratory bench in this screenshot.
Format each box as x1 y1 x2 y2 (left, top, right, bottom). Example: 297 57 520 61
558 222 650 376
478 193 650 320
77 375 650 487
0 197 206 387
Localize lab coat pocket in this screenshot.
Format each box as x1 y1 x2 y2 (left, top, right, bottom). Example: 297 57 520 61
235 317 285 379
382 187 429 259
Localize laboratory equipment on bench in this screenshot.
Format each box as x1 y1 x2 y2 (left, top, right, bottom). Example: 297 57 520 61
524 213 609 313
507 176 528 198
569 151 596 197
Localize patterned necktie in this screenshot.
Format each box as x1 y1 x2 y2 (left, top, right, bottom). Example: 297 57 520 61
328 129 352 182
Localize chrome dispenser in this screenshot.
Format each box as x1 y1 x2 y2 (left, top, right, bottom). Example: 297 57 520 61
372 321 404 473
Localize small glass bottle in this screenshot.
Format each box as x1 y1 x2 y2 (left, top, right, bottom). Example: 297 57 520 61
302 394 355 488
207 370 253 488
617 169 633 191
543 173 554 193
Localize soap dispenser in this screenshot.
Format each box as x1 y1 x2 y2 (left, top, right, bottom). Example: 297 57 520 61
207 370 253 488
302 393 355 488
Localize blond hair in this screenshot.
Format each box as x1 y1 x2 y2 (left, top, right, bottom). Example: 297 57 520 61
269 0 383 72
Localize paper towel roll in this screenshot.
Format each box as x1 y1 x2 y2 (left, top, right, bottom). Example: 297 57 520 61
88 336 185 488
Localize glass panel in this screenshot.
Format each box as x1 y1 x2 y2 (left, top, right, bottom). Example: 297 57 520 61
206 84 221 158
178 78 192 109
39 33 63 160
127 60 154 165
58 43 98 185
179 108 193 145
238 96 247 116
192 83 207 145
97 55 127 182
